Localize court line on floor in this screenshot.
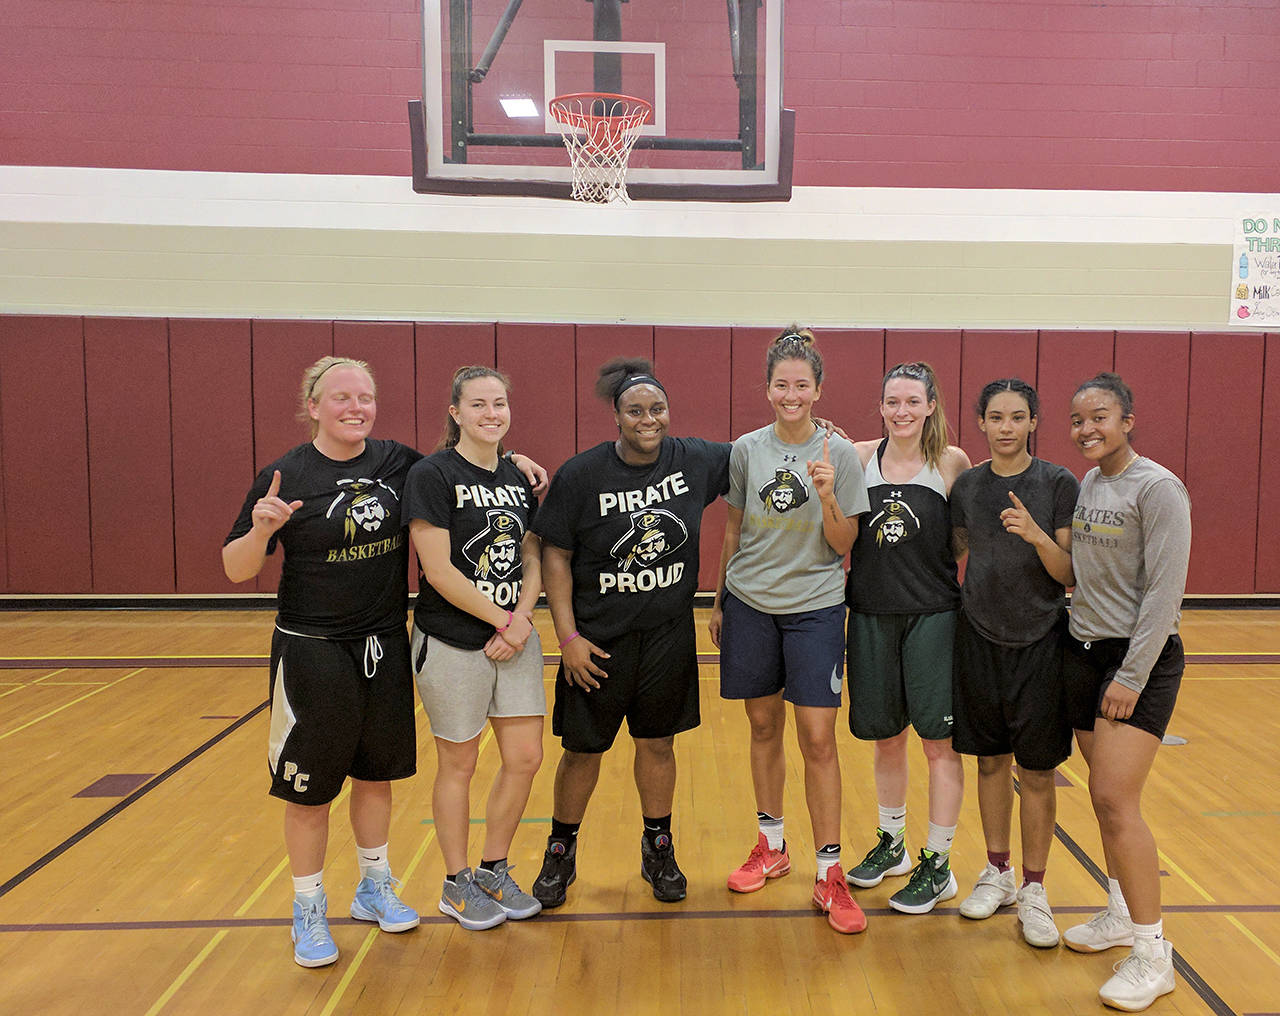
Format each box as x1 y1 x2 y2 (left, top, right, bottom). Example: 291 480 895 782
0 700 268 900
4 901 1278 934
1053 762 1238 1016
0 668 144 742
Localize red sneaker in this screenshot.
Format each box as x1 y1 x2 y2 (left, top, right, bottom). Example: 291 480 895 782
727 832 791 893
813 864 868 934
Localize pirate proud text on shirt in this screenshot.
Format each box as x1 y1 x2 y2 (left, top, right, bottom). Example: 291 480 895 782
596 471 690 517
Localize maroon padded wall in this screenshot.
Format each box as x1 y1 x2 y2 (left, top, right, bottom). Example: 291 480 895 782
0 317 93 592
170 319 254 593
1257 333 1280 592
5 319 1280 596
1035 331 1115 476
495 323 576 477
656 327 733 589
84 318 175 592
1114 331 1190 480
1184 332 1264 594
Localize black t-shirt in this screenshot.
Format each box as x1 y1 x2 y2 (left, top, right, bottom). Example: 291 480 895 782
403 449 537 651
532 437 731 642
950 457 1079 647
225 439 421 638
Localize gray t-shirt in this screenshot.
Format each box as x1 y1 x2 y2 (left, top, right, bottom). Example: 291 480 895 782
725 425 869 613
952 458 1079 647
1069 456 1192 693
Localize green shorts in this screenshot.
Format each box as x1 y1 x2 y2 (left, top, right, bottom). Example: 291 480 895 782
846 609 956 741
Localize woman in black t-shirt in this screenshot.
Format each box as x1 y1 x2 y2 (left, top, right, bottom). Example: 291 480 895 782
223 356 423 968
404 366 545 930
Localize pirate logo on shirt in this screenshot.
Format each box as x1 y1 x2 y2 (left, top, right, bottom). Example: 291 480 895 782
758 468 810 514
610 509 688 572
464 510 525 580
326 477 399 543
870 491 921 547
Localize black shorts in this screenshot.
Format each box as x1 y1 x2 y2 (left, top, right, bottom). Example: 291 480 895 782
952 609 1071 771
1062 632 1184 741
552 612 700 754
267 626 416 805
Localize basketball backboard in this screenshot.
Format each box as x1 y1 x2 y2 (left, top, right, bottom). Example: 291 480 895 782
411 0 791 201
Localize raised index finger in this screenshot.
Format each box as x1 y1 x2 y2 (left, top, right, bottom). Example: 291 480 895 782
1007 491 1025 510
822 435 830 463
266 469 282 498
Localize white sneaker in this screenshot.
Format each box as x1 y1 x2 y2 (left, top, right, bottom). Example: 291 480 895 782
1064 907 1134 952
1099 939 1175 1011
1016 882 1060 948
958 864 1017 919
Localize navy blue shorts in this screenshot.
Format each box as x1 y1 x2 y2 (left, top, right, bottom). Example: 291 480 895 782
719 590 847 708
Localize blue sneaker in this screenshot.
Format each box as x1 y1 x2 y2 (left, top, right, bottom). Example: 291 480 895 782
292 892 339 968
350 872 420 932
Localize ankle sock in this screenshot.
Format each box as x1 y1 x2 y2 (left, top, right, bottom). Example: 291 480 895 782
643 813 672 849
816 843 840 881
757 812 784 851
987 850 1012 873
356 843 390 880
293 871 324 899
878 804 906 840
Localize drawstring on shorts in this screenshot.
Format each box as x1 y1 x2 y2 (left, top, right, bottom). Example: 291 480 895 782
363 634 383 679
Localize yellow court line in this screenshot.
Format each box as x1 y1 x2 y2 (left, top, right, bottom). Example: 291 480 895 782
142 931 229 1016
317 727 486 1015
0 668 143 741
32 668 68 684
147 703 438 1014
1227 915 1280 969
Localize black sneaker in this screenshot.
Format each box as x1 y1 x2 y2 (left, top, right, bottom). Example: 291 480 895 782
532 839 577 909
640 832 687 903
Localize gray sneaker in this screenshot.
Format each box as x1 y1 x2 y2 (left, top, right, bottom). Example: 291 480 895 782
474 861 543 920
438 868 507 930
1064 907 1134 953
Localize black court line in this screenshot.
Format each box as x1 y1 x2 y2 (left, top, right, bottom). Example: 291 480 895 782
2 901 1277 934
4 652 1280 670
1024 779 1240 1016
0 701 269 901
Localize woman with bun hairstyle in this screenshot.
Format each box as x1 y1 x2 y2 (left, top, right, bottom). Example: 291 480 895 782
949 378 1078 949
844 361 972 915
404 366 545 931
1060 372 1191 1012
711 328 871 934
530 357 732 909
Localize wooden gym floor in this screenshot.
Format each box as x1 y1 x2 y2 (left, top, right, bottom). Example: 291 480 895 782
0 607 1277 1016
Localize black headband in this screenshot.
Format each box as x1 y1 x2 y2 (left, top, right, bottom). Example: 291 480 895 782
613 373 666 407
308 359 351 398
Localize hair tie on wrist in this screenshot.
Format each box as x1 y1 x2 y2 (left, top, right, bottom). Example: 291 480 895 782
496 610 513 633
559 631 580 650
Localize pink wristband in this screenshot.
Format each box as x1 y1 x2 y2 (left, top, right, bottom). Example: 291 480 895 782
496 610 513 633
559 631 580 650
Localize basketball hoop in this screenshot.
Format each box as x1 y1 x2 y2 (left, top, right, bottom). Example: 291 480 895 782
548 93 652 204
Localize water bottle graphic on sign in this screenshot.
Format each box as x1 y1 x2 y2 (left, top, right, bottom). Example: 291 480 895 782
1240 253 1250 280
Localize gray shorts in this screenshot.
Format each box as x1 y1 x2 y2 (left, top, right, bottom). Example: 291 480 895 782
411 627 547 743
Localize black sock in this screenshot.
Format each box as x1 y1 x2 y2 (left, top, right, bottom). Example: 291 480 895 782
445 870 465 884
643 813 672 848
479 857 505 872
550 819 580 846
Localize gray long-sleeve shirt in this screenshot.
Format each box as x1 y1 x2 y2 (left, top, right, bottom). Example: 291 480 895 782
1068 456 1192 693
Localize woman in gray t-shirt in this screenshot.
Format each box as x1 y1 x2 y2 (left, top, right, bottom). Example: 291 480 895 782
1061 372 1191 1012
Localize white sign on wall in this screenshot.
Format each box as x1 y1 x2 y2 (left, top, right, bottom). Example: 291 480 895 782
1231 215 1280 327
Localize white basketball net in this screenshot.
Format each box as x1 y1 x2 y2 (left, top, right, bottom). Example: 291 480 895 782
549 94 652 204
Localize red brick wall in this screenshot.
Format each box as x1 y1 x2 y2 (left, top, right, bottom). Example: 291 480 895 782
1 0 1275 190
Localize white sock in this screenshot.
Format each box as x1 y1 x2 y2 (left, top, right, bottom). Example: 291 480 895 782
1107 877 1131 917
758 814 784 851
357 842 391 880
816 846 840 881
1131 920 1165 958
293 871 324 899
878 804 906 840
925 822 956 856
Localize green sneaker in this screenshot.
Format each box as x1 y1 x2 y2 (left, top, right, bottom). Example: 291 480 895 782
846 829 912 888
888 849 958 914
